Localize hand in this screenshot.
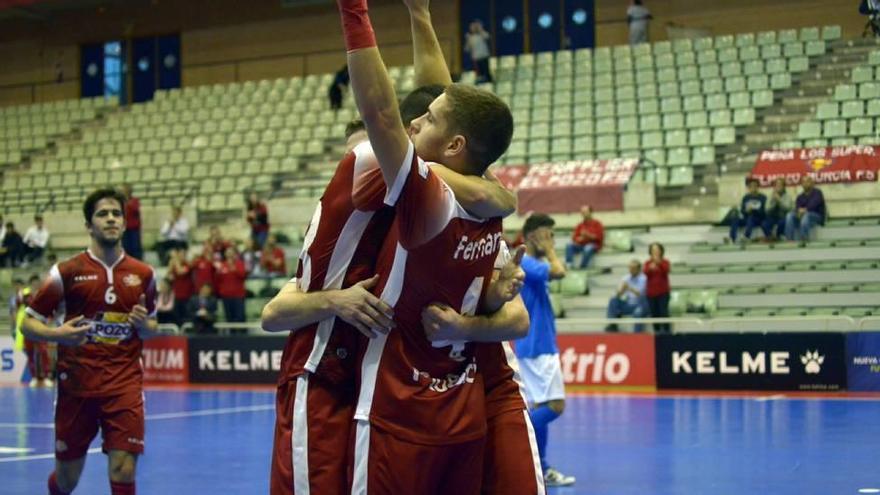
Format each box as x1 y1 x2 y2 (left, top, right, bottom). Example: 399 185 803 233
797 207 806 218
490 245 526 304
422 303 467 342
57 315 90 346
332 275 395 339
128 294 150 332
534 229 555 254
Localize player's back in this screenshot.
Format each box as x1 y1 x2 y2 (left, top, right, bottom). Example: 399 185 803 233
26 251 156 397
277 142 394 386
355 143 504 445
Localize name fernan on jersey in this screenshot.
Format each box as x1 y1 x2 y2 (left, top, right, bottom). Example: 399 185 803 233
453 232 503 262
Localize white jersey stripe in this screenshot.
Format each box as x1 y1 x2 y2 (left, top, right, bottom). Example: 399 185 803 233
522 408 547 494
350 420 371 495
354 244 407 421
383 142 415 207
298 201 323 291
291 374 310 495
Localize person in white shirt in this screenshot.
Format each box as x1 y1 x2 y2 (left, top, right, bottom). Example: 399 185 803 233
157 206 190 264
627 0 652 45
465 19 493 83
0 214 6 244
606 259 649 332
22 215 50 264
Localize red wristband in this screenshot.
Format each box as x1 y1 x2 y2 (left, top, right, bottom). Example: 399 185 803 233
337 0 377 51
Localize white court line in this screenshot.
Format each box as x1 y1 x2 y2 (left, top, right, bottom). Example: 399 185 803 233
754 394 787 402
576 392 880 402
0 403 274 463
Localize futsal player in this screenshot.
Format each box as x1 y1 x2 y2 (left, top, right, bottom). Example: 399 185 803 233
22 188 160 495
516 214 576 487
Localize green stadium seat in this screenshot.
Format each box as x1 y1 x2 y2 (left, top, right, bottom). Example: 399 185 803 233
709 109 732 127
822 25 841 41
788 56 809 72
756 31 777 46
823 120 847 138
668 290 688 316
688 128 711 146
667 148 690 166
852 66 874 83
798 121 822 139
860 82 880 100
816 102 839 120
841 100 865 118
663 113 685 129
834 84 857 101
692 146 715 164
733 108 755 126
799 26 820 41
713 127 736 145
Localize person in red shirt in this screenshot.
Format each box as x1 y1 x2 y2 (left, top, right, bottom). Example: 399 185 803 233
167 248 195 326
206 226 232 261
565 205 604 269
214 246 247 332
21 187 159 495
119 184 142 260
643 242 671 333
260 234 287 277
191 244 216 292
246 192 270 249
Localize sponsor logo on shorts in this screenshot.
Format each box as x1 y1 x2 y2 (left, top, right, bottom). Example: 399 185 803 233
412 361 478 393
127 437 144 446
122 274 142 287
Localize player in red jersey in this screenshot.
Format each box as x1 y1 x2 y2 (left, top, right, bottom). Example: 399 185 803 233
340 1 539 493
22 188 159 495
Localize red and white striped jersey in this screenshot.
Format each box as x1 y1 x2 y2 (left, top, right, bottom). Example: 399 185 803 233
277 141 394 386
354 142 505 445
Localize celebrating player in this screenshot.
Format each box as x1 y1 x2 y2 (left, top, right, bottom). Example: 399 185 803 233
22 188 159 495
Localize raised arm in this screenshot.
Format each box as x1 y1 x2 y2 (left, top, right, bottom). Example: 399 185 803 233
405 0 452 88
430 165 516 218
339 0 411 187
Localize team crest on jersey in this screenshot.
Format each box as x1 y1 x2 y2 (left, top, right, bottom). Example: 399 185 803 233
123 273 142 287
86 311 133 344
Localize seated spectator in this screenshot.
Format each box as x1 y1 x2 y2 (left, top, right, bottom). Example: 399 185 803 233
192 244 216 292
729 178 766 243
22 215 50 265
0 222 24 267
565 205 604 269
762 178 793 241
168 248 195 326
156 279 177 326
644 243 671 334
188 284 219 334
784 176 826 242
214 246 248 333
157 206 189 265
260 234 287 277
605 260 648 333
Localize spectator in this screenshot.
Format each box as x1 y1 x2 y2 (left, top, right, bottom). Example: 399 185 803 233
605 259 648 333
0 222 24 267
22 274 53 387
763 178 794 241
729 178 766 243
8 277 24 338
860 0 880 37
627 0 652 45
644 242 671 334
156 279 177 326
242 238 262 277
120 184 143 260
785 176 826 242
22 215 50 265
328 65 350 111
158 206 189 264
188 284 219 334
214 246 248 332
168 248 195 326
192 244 216 292
565 205 604 269
206 225 232 261
260 234 287 277
0 215 5 245
465 19 493 83
246 192 270 249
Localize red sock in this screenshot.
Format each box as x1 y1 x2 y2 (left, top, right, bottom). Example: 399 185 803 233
48 472 69 495
110 481 135 495
337 0 376 51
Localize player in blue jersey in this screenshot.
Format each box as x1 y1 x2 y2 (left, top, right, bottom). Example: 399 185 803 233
515 213 576 488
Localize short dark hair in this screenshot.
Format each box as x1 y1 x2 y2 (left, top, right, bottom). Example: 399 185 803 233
34 214 43 221
443 84 513 174
522 213 555 236
83 187 127 224
345 119 366 139
28 274 39 283
399 84 446 126
746 177 759 186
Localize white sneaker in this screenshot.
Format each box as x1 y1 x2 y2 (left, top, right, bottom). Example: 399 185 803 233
41 378 55 388
29 378 39 388
544 467 576 487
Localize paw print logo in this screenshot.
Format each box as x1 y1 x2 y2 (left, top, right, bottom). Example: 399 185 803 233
800 350 824 374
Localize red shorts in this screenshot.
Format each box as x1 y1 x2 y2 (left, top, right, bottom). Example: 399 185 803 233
482 408 545 495
24 339 52 379
270 373 356 495
350 421 485 495
54 389 144 461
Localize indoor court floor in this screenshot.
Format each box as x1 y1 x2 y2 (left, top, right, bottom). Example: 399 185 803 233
1 386 878 494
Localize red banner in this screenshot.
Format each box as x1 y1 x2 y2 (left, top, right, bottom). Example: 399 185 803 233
556 333 656 388
514 159 638 214
751 146 880 186
490 164 529 190
143 336 189 384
